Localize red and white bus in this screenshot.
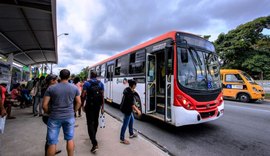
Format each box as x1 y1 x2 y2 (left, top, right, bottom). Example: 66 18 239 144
89 31 224 126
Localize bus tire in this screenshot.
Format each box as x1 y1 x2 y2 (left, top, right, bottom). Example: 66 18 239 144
133 93 143 120
238 93 250 103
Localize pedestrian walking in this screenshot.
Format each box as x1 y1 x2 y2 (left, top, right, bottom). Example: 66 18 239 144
81 71 104 153
120 79 141 145
43 69 81 156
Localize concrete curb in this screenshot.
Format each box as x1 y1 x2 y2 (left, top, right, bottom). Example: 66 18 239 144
105 110 173 156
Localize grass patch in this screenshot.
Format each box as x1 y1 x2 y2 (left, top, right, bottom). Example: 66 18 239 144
265 93 270 100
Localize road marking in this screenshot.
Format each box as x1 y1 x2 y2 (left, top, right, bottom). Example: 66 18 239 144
226 104 270 113
224 100 270 109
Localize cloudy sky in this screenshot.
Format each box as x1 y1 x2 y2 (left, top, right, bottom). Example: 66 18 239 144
54 0 270 74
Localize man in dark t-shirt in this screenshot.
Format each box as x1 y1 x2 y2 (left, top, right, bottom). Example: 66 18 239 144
43 69 81 156
81 71 104 153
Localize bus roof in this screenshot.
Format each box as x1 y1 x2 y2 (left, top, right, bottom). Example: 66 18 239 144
89 30 201 68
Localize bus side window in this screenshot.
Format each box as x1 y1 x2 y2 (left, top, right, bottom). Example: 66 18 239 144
96 65 101 77
101 64 106 77
129 50 145 75
120 55 129 76
115 59 121 76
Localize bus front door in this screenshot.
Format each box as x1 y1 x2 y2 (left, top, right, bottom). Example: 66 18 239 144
106 65 114 102
146 54 156 113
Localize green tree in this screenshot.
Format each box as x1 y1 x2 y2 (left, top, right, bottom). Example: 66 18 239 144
76 66 89 81
214 16 270 79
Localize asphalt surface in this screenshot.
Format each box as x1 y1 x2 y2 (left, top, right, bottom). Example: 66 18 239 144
105 100 270 156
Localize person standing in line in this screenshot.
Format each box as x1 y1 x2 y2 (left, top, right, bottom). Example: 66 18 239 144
43 69 81 156
73 77 82 117
81 71 104 153
31 77 39 114
0 84 7 117
26 78 34 92
33 76 46 116
120 79 141 145
26 78 34 105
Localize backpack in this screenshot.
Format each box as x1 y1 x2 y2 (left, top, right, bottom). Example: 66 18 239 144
120 95 125 113
86 80 103 106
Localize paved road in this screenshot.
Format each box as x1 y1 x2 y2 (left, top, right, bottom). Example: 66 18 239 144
105 100 270 156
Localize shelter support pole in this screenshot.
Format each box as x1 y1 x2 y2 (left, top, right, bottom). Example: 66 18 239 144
28 65 32 79
50 63 53 74
41 64 44 76
7 53 13 92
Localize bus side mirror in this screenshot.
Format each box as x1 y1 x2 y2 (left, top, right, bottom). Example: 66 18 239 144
181 49 188 63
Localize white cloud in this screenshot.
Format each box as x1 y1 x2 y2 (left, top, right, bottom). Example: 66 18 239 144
54 0 270 75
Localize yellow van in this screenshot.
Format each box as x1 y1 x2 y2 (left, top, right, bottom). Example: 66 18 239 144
220 69 265 102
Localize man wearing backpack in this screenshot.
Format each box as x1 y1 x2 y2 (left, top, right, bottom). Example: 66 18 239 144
81 71 104 153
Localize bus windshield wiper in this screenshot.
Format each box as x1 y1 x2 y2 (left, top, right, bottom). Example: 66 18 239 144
189 48 203 79
188 48 198 81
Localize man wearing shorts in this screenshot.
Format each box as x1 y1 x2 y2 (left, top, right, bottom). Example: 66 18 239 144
43 69 81 156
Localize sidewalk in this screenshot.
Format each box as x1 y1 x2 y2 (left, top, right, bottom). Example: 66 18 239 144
0 107 168 156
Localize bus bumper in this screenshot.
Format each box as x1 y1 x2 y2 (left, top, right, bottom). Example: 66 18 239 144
173 101 224 127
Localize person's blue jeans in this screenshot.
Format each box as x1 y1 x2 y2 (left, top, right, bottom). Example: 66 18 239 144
120 113 134 141
46 117 75 145
33 95 43 115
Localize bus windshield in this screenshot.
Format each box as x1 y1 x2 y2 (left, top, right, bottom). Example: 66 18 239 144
241 71 257 84
177 47 221 90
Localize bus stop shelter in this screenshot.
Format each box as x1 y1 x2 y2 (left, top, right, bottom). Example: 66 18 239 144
0 0 57 89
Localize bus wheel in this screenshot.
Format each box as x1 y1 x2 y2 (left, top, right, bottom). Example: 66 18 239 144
238 93 250 103
133 93 143 120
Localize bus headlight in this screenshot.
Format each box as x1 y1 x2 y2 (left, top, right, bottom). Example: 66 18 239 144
217 94 223 106
183 99 187 105
176 95 194 110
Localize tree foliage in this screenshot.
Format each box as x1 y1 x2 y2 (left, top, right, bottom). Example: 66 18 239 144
214 16 270 79
76 66 89 81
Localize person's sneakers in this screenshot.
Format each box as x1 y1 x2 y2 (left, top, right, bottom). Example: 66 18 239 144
129 133 138 138
91 145 98 153
120 139 130 145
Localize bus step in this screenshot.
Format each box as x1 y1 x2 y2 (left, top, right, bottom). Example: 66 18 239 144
106 98 113 103
147 113 164 121
156 103 171 110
